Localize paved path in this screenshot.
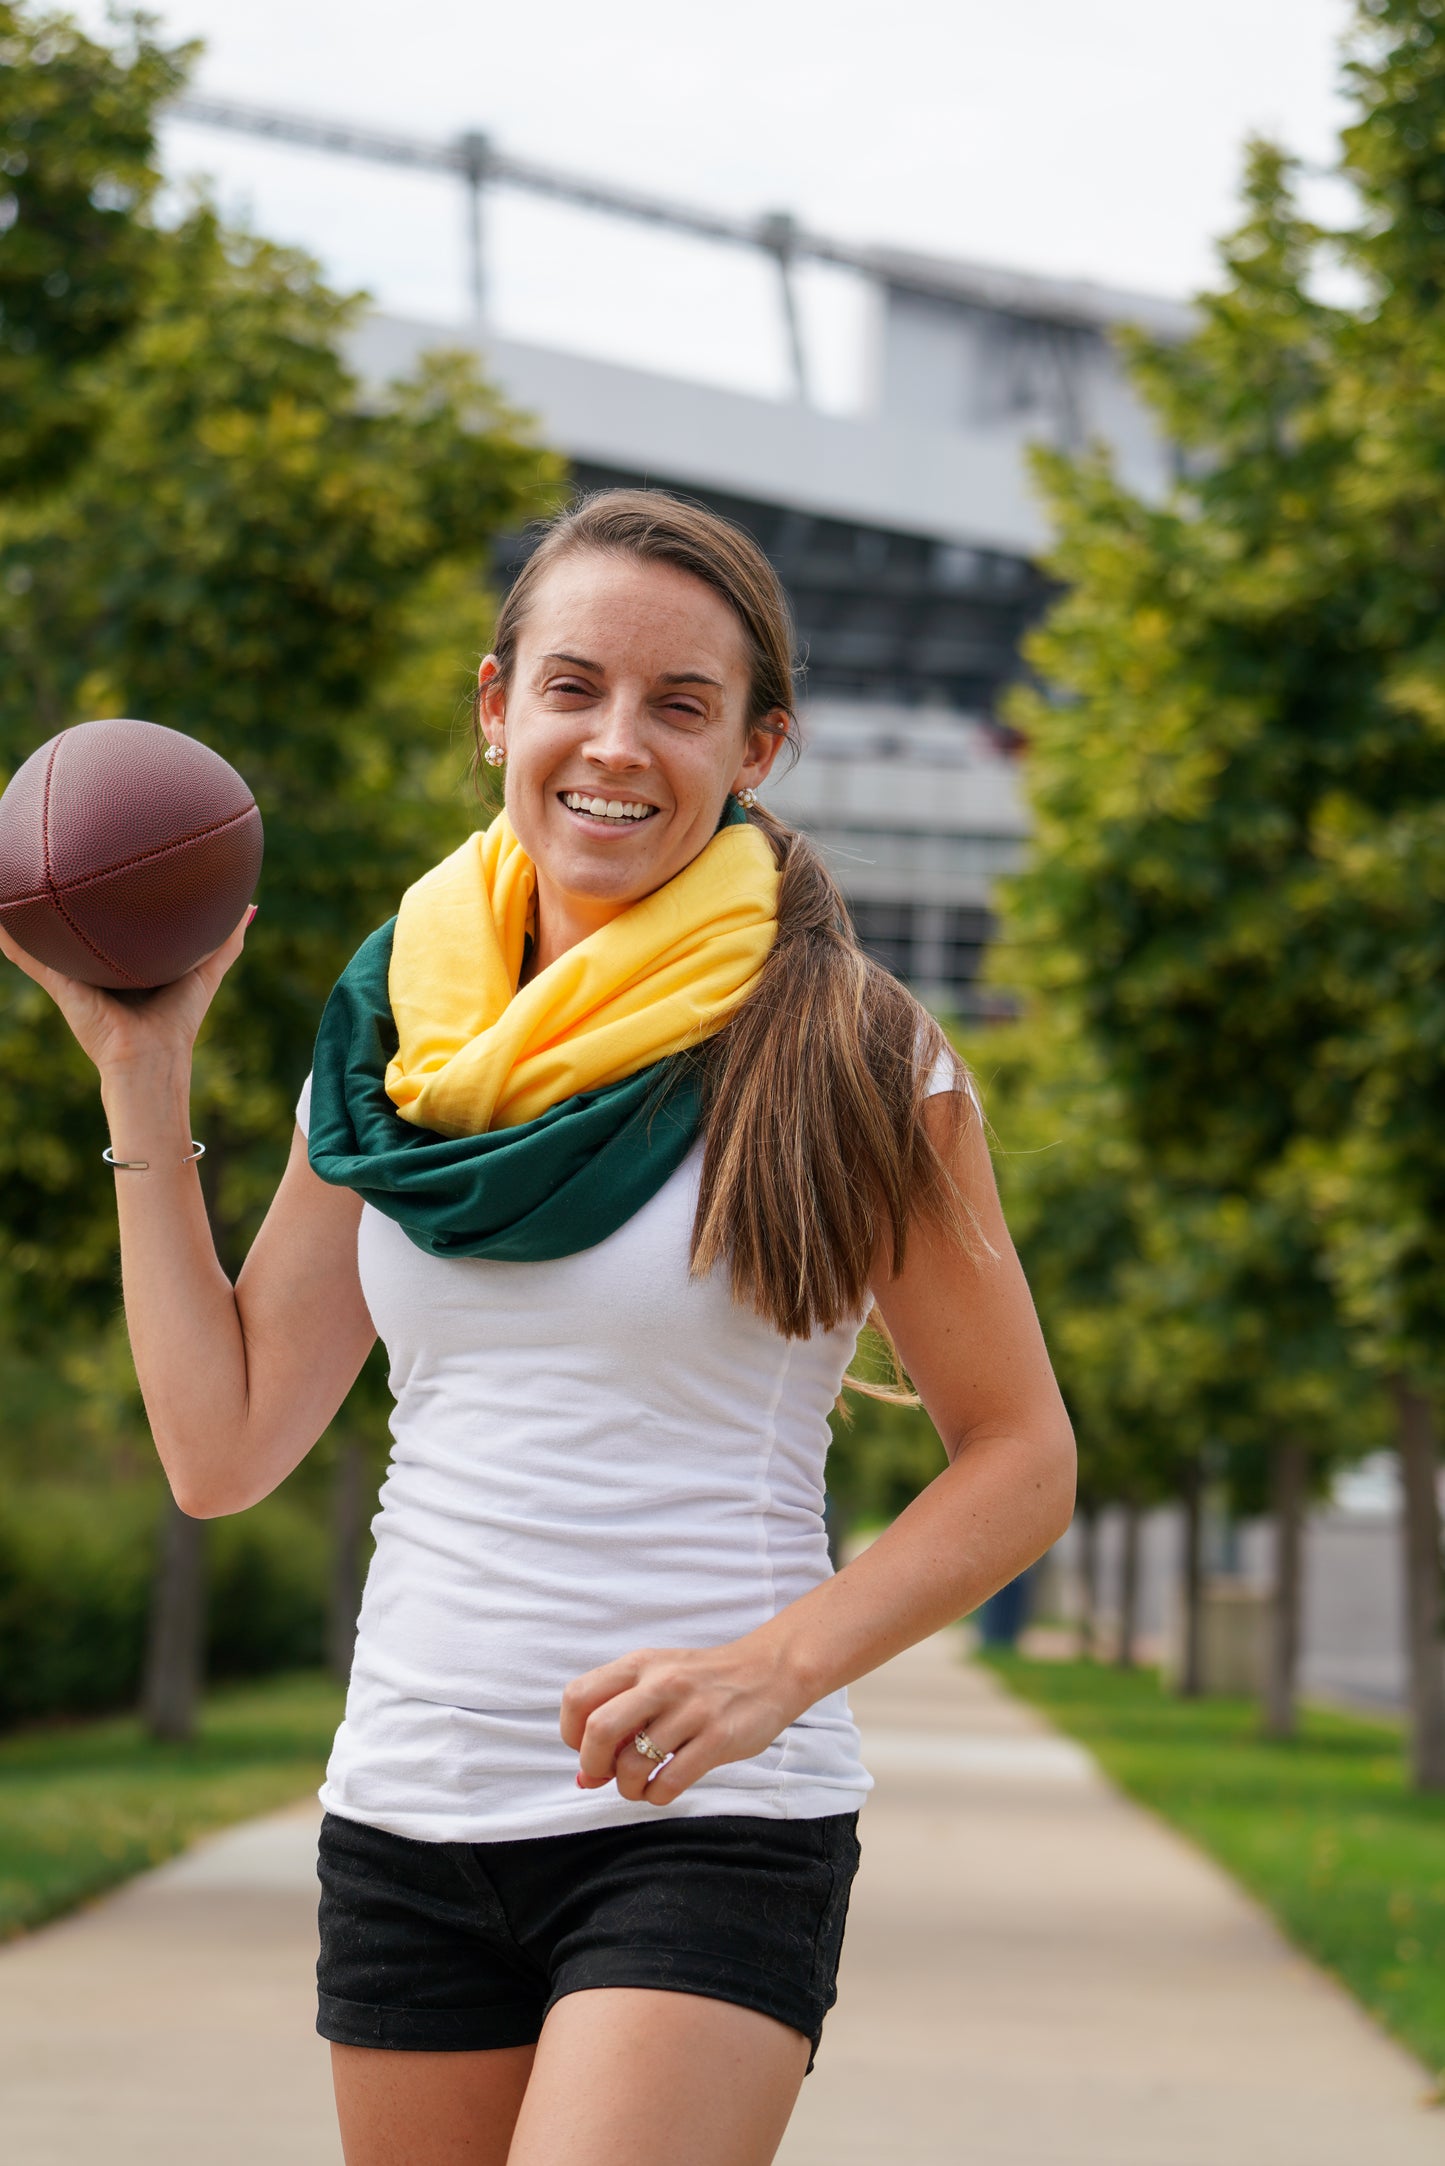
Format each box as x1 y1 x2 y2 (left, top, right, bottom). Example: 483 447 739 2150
0 1633 1439 2163
783 1635 1441 2165
0 1805 339 2164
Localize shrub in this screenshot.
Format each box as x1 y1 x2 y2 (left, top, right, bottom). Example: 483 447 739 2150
0 1480 330 1726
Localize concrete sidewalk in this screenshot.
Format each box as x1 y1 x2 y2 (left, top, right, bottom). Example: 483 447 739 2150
0 1633 1439 2164
784 1635 1441 2164
0 1802 340 2164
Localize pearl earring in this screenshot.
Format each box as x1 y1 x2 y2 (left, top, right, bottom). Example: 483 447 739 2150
737 786 758 809
483 742 506 768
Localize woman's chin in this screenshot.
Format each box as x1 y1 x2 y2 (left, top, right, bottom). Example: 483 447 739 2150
536 849 670 920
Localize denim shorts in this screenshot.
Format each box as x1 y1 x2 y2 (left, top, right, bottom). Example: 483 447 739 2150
316 1806 861 2074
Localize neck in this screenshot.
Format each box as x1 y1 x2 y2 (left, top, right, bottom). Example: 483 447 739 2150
520 883 627 985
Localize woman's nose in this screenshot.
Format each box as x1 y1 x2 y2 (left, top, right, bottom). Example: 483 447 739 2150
583 697 649 767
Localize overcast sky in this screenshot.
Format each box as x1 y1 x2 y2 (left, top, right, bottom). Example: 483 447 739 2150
73 0 1358 408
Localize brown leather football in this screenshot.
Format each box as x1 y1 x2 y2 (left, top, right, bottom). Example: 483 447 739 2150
0 718 263 990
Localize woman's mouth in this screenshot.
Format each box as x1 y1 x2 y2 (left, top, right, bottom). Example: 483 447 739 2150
558 791 660 829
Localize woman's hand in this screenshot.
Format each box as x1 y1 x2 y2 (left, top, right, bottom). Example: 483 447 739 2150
0 905 255 1078
561 1636 809 1808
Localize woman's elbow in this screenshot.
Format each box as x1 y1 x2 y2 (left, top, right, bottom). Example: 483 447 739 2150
1043 1421 1077 1541
159 1438 263 1521
166 1470 238 1521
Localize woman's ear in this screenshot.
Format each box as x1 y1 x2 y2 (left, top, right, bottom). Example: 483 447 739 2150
477 655 506 743
732 711 790 797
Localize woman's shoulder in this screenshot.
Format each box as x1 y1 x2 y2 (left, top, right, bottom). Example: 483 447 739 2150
889 995 977 1108
841 971 980 1110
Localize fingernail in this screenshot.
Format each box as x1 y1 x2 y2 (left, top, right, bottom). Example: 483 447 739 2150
245 904 259 926
575 1774 585 1787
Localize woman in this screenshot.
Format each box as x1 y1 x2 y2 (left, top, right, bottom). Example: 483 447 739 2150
1 491 1074 2166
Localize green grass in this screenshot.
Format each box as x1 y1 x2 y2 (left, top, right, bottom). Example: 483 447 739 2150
0 1669 344 1940
982 1650 1445 2094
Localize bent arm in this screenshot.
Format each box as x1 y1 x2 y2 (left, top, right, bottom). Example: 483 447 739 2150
749 1087 1076 1702
564 1088 1077 1803
104 1056 375 1519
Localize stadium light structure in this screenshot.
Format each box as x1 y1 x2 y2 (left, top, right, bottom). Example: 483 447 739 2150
169 93 821 401
169 94 1191 410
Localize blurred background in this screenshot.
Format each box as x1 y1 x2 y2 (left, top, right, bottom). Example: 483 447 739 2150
1 0 1442 2103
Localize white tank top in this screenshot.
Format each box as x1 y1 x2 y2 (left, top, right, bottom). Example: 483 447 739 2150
297 1054 955 1843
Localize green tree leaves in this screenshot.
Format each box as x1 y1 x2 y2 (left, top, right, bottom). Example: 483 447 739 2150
993 0 1445 1773
0 4 192 494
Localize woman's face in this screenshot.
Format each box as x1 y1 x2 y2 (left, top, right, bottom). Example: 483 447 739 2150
478 550 786 955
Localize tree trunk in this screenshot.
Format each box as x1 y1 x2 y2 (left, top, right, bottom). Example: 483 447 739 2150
141 1491 207 1741
327 1433 369 1683
1263 1438 1308 1742
1177 1454 1205 1698
1115 1502 1141 1670
1392 1380 1445 1793
1076 1499 1099 1659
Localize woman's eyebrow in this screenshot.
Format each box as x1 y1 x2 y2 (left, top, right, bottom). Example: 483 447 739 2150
540 653 724 692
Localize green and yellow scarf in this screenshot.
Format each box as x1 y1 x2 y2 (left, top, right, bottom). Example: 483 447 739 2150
306 796 778 1260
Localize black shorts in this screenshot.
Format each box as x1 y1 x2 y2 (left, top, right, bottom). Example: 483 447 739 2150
316 1807 861 2075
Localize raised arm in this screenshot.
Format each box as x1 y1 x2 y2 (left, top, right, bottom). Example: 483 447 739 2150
0 915 375 1519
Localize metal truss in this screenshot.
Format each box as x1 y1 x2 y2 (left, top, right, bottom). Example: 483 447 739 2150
171 93 823 398
168 92 1184 407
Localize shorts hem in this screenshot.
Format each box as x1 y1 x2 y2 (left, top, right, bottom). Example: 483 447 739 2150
317 1991 543 2054
545 1954 828 2071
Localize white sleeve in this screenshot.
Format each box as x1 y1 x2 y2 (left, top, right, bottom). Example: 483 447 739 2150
924 1041 984 1117
295 1071 313 1138
925 1046 955 1097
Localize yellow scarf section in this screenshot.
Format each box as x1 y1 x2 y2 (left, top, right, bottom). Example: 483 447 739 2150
385 809 779 1137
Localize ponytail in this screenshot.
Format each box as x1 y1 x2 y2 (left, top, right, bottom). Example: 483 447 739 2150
692 803 984 1351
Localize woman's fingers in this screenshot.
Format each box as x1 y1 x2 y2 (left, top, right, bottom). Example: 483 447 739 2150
585 1702 694 1805
195 903 257 987
564 1642 799 1805
629 1735 710 1809
574 1679 675 1789
0 902 258 1073
0 919 90 1002
559 1652 643 1751
0 921 124 1044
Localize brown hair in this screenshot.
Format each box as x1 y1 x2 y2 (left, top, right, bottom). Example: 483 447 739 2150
476 489 982 1379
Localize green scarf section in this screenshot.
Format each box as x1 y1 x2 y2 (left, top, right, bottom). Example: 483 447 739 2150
305 918 705 1261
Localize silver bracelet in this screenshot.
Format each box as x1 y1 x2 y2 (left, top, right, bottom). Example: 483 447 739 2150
102 1140 206 1172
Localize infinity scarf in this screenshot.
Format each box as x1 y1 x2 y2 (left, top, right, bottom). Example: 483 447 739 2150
306 796 779 1260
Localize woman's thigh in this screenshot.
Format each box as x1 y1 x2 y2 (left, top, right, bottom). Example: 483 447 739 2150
330 2040 536 2166
505 1986 811 2166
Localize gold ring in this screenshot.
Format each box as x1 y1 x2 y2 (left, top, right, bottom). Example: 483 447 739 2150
633 1730 667 1764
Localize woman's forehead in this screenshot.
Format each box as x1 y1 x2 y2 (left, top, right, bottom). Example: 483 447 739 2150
519 552 748 676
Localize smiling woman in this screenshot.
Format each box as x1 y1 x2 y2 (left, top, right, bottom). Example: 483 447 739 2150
0 487 1075 2166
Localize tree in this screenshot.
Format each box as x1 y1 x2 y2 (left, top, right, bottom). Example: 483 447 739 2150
0 140 562 1732
1005 143 1362 1716
0 3 190 494
1286 0 1445 1787
994 80 1445 1768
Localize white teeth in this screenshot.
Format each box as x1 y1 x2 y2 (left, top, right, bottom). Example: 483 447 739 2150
561 791 654 822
